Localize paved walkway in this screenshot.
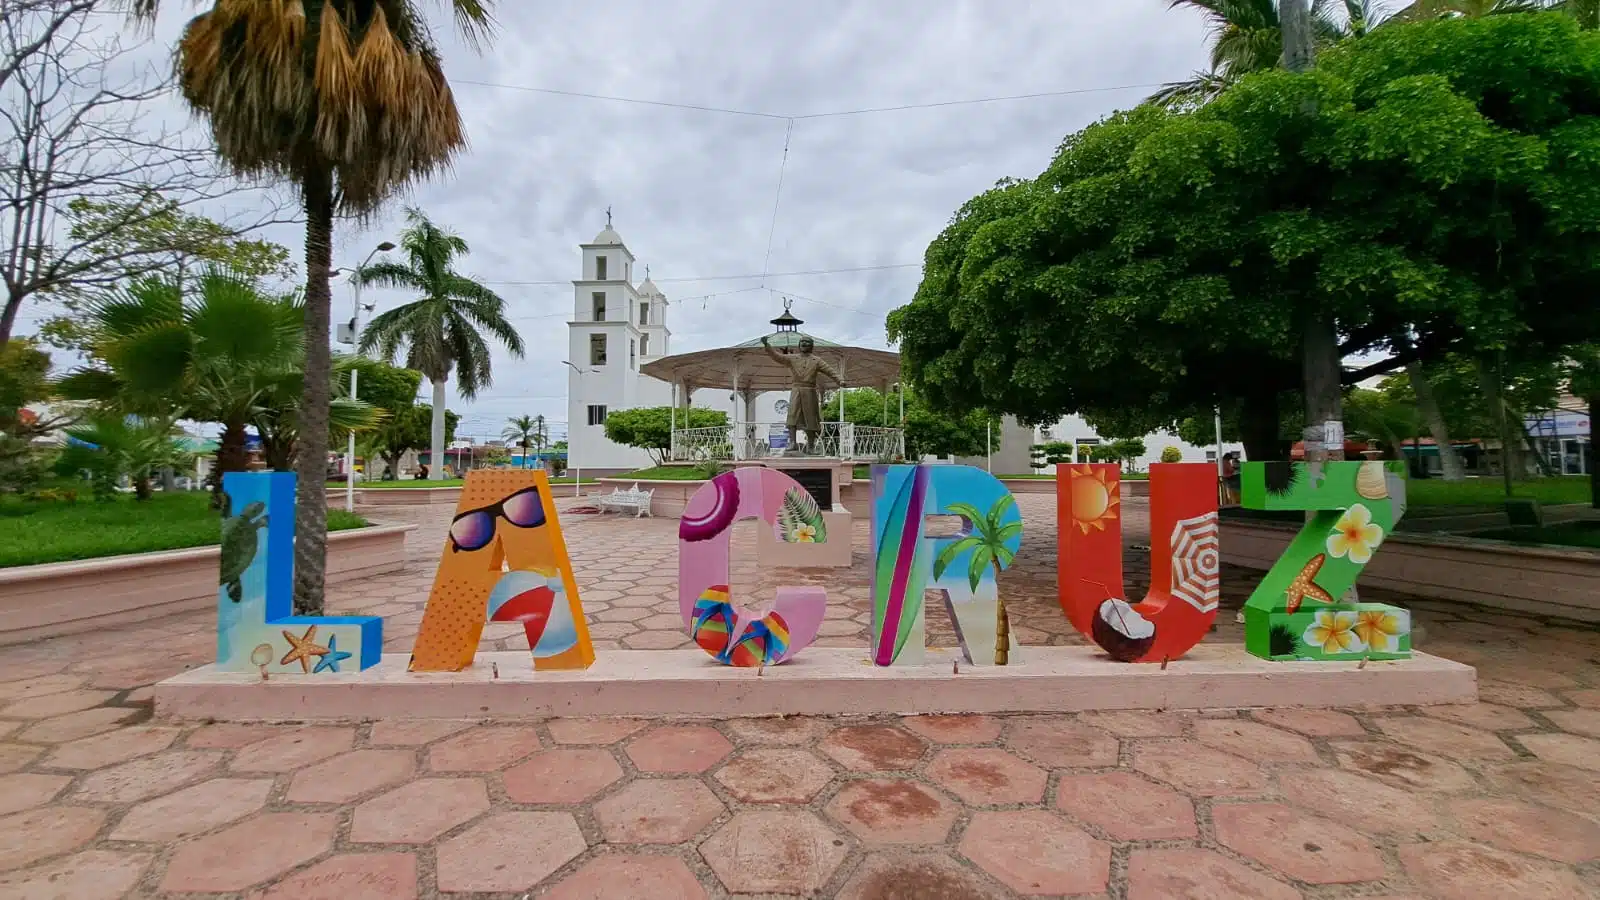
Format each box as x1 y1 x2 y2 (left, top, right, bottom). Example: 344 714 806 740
0 495 1596 898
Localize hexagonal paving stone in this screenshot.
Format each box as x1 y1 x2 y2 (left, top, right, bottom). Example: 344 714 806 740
900 714 1002 744
1076 710 1193 738
624 630 689 649
45 725 179 770
253 852 417 900
1400 841 1590 900
700 810 847 895
1478 680 1563 709
1373 716 1515 761
546 717 649 745
835 851 1000 900
349 778 489 844
1279 767 1440 836
959 810 1110 896
1213 802 1386 885
722 716 828 745
1250 708 1366 738
110 778 271 842
825 779 960 845
1483 760 1600 819
1126 847 1299 900
0 806 105 872
926 748 1046 805
426 726 542 771
285 749 416 804
819 725 927 771
1331 741 1477 793
543 854 708 900
1055 771 1196 841
1424 702 1537 731
0 773 70 816
185 723 286 749
625 725 733 774
1193 719 1319 763
1544 707 1600 738
1448 797 1600 863
594 779 724 844
1002 717 1119 768
366 719 472 746
15 707 139 744
0 673 83 701
72 750 222 803
0 849 150 900
1518 732 1600 772
1132 741 1268 797
714 748 835 803
436 812 586 892
231 726 354 772
0 689 115 719
158 812 335 893
503 747 623 804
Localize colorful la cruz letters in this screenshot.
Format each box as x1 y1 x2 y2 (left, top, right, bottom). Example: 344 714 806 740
1240 460 1412 662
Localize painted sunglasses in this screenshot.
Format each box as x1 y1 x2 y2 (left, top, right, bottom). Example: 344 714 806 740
448 486 547 552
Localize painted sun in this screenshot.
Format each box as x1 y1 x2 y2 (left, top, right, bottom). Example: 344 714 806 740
1069 465 1120 533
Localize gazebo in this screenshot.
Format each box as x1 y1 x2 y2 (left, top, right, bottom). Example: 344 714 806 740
640 303 904 463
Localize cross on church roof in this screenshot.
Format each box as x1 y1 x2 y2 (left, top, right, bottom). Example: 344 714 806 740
605 205 612 229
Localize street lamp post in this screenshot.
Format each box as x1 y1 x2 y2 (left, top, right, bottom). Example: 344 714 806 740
343 240 395 512
562 361 587 496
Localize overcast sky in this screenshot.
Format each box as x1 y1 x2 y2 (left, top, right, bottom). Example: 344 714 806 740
29 1 1218 439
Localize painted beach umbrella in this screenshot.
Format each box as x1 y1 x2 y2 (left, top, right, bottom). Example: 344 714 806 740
1169 513 1220 613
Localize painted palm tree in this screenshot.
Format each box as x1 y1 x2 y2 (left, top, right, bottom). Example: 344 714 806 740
126 0 496 612
358 208 525 481
932 495 1023 665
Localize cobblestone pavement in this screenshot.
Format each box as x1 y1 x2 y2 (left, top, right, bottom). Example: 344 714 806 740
0 494 1597 898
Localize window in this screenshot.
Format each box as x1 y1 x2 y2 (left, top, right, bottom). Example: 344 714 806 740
639 333 650 356
589 333 607 366
591 292 606 321
625 262 630 282
629 339 637 369
587 404 607 426
639 302 649 325
595 255 607 281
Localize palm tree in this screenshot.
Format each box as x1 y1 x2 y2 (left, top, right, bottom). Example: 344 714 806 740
60 413 192 501
932 495 1023 666
503 415 536 468
357 208 525 481
126 0 496 612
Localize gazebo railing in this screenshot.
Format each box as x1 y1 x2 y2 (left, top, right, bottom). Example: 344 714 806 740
669 423 904 462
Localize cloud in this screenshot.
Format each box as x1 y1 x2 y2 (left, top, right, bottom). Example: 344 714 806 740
27 1 1213 440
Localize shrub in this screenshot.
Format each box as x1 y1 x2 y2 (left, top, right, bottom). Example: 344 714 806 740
1160 445 1183 463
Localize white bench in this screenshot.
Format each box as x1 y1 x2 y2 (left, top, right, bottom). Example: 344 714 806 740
596 483 653 518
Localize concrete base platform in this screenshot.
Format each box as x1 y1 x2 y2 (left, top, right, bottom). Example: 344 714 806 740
154 645 1476 722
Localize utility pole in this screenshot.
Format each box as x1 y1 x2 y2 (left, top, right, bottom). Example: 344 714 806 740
1279 0 1344 466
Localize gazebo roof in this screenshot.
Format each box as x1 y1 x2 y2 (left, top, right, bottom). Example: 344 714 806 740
640 329 901 393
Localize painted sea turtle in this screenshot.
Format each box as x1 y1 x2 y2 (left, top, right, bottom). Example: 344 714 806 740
219 495 268 603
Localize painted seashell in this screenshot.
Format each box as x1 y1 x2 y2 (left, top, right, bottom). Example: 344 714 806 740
1356 461 1388 500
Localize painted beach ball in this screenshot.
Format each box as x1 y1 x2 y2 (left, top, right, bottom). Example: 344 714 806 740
486 568 577 659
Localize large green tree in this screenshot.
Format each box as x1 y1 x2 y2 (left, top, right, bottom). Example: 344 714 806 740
832 386 995 460
604 407 728 465
129 0 497 613
357 208 525 484
892 14 1600 464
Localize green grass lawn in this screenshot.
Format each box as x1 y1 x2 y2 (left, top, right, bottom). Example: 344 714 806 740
1470 521 1600 550
1406 476 1592 508
0 489 367 569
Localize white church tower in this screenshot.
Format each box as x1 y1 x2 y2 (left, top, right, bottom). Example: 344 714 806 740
567 215 673 474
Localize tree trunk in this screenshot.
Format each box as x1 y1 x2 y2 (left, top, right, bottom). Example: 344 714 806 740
133 476 152 501
1238 390 1284 462
292 165 336 616
429 378 447 481
992 562 1010 666
1405 359 1464 481
1476 357 1524 483
1280 0 1316 72
214 419 250 508
1302 314 1345 465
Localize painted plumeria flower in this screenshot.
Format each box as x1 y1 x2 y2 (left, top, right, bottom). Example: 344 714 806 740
1327 504 1384 564
1303 610 1366 655
794 523 818 543
1352 609 1407 653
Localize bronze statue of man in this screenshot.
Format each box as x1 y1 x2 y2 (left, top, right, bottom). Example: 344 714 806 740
761 335 839 453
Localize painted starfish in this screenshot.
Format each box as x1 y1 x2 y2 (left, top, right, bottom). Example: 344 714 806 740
280 625 330 674
313 635 353 674
1284 553 1335 615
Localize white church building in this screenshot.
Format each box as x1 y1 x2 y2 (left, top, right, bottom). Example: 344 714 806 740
565 222 781 474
